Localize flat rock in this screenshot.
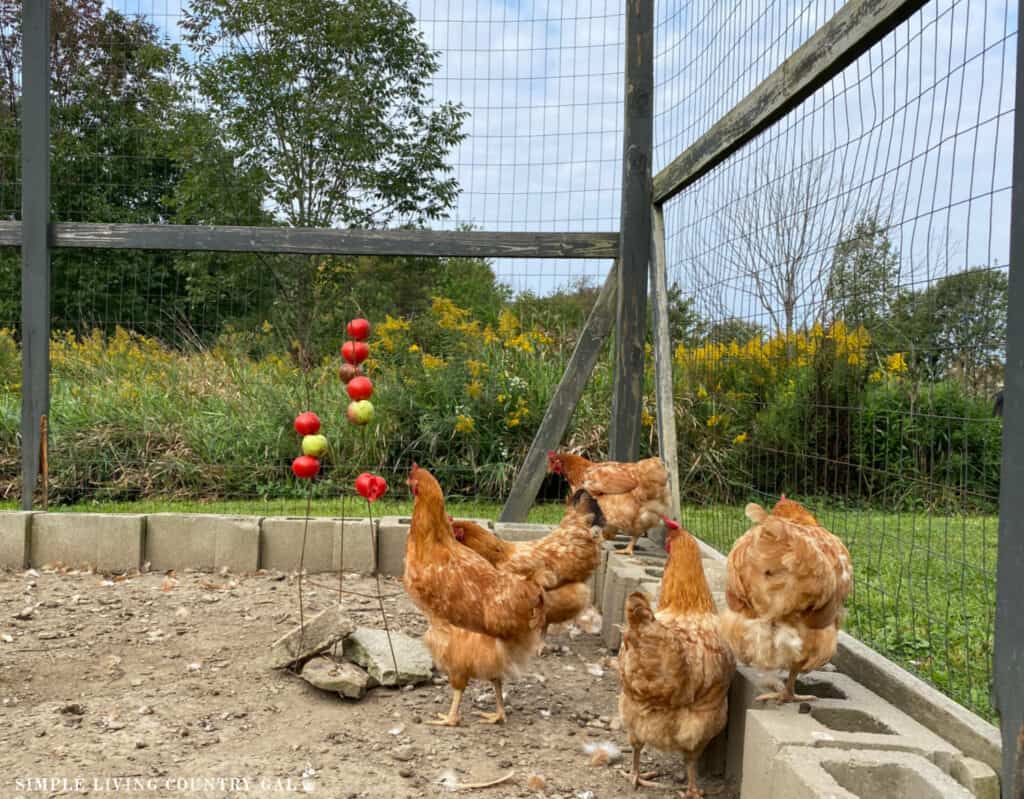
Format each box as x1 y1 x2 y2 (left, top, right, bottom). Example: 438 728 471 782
343 627 433 687
269 606 354 669
301 658 371 700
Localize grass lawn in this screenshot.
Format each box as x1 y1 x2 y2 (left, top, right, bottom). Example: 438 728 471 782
1 496 998 721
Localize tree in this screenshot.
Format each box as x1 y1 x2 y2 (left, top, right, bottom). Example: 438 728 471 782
826 210 900 333
182 0 466 230
182 0 468 355
891 267 1008 390
698 157 859 336
0 0 269 339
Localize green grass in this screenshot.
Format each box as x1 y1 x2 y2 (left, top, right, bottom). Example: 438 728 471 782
0 496 997 721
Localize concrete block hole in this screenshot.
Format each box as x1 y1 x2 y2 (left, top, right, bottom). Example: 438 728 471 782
811 707 895 735
823 761 953 798
794 678 848 700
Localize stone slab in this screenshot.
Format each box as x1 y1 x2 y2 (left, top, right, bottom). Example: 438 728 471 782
301 657 371 699
342 627 432 686
30 513 144 572
269 606 354 669
0 511 33 569
146 514 259 573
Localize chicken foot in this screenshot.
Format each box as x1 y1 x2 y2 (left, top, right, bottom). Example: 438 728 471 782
475 680 506 725
428 688 463 727
622 745 661 789
755 668 816 704
615 536 640 557
677 760 712 799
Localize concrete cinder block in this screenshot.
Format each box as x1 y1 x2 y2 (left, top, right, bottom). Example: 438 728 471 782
492 521 548 542
600 553 649 650
951 757 1000 799
146 514 259 573
258 517 376 574
832 630 1002 773
376 516 409 577
260 517 336 573
333 517 375 574
0 511 33 569
30 513 144 572
764 746 972 799
739 671 965 797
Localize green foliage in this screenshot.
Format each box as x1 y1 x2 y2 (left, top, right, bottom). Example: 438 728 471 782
826 211 900 332
183 0 468 230
853 379 1001 510
890 268 1008 390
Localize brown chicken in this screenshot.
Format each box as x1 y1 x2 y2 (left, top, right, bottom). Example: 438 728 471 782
618 521 735 798
547 451 671 556
720 495 853 704
452 488 604 630
403 464 546 726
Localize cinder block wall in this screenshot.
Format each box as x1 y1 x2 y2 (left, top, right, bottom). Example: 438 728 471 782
0 511 1002 797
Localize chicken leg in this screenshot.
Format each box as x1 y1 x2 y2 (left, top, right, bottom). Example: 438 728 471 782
475 680 506 724
428 688 463 727
678 760 704 798
621 743 661 789
755 667 816 704
616 535 640 557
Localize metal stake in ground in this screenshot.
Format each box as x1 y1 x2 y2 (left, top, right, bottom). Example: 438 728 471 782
366 496 399 680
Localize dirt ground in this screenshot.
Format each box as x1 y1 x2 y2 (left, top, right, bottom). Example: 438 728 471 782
0 567 737 799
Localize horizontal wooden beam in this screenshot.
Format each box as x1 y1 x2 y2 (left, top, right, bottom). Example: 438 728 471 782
653 0 927 205
0 221 619 259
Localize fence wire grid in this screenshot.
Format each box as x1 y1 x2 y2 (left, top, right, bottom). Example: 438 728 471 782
0 0 1018 728
657 0 1014 719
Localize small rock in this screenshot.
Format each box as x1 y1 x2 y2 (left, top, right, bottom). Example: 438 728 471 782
391 744 417 762
343 628 432 687
398 767 414 779
14 607 34 620
130 679 144 688
37 631 66 640
269 606 355 670
59 703 86 716
300 658 371 700
135 740 147 749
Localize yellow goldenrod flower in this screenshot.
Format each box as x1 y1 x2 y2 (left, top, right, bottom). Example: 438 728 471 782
869 369 884 383
261 320 273 333
707 414 722 427
455 414 475 433
697 385 708 399
641 409 656 427
421 353 446 370
885 352 908 374
466 380 483 399
733 432 748 444
408 344 420 353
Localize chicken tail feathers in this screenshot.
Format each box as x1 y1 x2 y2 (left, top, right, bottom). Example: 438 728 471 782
570 488 606 529
745 502 769 523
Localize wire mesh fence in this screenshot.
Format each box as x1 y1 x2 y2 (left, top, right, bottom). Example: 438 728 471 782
0 0 1017 729
656 0 1013 719
0 0 626 517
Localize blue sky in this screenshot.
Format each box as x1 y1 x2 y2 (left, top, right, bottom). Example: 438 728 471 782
113 0 1018 311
